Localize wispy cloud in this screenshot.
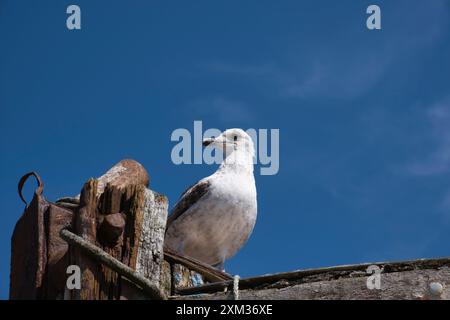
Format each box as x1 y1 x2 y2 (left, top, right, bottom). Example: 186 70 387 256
202 1 449 101
188 96 254 125
203 54 392 101
280 55 391 100
402 96 450 224
442 192 450 208
440 191 450 218
406 97 450 176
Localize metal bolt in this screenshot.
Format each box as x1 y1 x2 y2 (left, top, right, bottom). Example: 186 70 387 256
98 212 126 245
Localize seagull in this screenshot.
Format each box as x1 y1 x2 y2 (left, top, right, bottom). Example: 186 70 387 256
164 128 257 270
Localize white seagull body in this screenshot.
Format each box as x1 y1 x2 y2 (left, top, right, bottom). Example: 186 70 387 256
164 129 257 268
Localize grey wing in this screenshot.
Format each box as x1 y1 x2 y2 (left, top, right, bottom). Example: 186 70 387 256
166 179 211 229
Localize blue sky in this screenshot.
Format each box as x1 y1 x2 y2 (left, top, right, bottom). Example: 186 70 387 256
1 1 449 299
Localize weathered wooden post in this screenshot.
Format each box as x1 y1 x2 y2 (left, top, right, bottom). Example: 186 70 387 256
10 160 170 300
66 180 169 299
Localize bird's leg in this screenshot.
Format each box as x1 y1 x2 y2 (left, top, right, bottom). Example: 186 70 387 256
213 261 225 272
176 240 186 255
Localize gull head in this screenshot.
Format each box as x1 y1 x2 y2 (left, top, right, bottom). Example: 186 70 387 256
203 128 255 161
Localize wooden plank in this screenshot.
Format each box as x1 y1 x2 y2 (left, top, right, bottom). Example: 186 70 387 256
71 179 99 300
174 257 450 300
97 185 124 300
175 267 450 300
134 189 168 286
176 257 450 296
160 260 172 297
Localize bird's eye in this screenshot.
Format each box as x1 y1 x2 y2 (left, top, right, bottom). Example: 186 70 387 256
233 136 238 142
